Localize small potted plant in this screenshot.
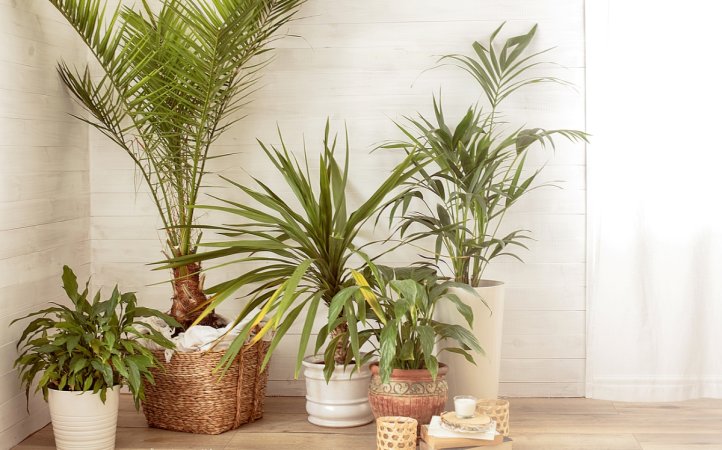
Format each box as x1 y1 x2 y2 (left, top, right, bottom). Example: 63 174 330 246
13 266 177 450
383 24 588 399
332 263 483 426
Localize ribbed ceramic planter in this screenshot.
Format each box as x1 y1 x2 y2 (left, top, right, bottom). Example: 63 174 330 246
302 356 374 427
48 385 120 450
437 282 505 401
368 363 448 427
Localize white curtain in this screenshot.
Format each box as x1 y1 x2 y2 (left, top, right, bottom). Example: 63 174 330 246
586 1 722 401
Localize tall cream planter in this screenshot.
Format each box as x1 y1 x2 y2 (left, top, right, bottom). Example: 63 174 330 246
438 281 505 401
48 385 120 450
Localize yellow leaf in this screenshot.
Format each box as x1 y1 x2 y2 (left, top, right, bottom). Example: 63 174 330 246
247 283 284 339
350 270 386 325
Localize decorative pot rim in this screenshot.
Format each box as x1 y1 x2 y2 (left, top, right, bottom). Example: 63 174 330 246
369 362 448 380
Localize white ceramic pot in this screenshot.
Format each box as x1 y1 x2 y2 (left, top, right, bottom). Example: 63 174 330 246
302 356 374 427
437 281 505 401
48 385 120 450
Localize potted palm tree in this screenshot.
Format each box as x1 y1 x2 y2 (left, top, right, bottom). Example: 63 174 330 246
48 0 304 434
48 0 303 329
382 24 588 399
333 263 483 427
160 121 420 427
13 266 176 450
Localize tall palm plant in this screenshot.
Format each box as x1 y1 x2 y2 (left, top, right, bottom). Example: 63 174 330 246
49 0 303 328
383 24 588 286
161 122 419 377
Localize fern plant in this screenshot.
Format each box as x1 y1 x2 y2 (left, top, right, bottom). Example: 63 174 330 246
49 0 303 328
383 24 588 286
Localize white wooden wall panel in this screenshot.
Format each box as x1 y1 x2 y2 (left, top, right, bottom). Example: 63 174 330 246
0 0 90 447
87 0 587 398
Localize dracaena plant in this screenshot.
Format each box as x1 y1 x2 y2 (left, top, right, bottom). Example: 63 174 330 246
331 262 484 384
383 24 588 287
13 266 179 409
159 121 419 378
49 0 303 328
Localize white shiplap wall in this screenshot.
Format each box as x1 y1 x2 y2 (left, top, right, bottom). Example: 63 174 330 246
89 0 586 397
0 0 90 447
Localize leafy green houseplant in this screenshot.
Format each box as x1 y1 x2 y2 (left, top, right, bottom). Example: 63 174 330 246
382 24 588 399
333 263 482 424
14 266 178 407
163 122 417 371
13 266 177 448
49 0 303 329
160 122 419 427
338 264 482 383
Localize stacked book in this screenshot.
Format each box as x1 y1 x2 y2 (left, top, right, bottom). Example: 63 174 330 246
419 416 513 450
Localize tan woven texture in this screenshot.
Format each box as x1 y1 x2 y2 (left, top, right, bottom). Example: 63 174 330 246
376 416 418 450
142 340 270 435
475 399 510 436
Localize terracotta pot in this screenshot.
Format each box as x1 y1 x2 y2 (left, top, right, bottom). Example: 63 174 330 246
368 363 448 427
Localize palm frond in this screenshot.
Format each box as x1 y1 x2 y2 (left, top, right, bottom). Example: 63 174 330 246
50 0 304 256
383 25 589 285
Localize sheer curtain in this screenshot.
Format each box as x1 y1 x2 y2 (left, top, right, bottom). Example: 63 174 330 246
586 1 722 401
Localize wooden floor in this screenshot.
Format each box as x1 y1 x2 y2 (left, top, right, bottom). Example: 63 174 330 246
14 395 722 449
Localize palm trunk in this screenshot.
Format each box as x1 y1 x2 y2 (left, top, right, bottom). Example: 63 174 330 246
331 323 349 364
170 262 226 330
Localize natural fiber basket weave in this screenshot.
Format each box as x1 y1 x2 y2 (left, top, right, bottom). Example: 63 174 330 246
475 399 510 436
142 340 270 435
376 416 418 449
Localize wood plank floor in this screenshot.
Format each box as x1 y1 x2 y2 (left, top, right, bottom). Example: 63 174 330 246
14 396 722 449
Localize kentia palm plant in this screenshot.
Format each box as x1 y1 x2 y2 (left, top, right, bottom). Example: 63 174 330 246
161 122 419 380
49 0 303 329
383 24 588 286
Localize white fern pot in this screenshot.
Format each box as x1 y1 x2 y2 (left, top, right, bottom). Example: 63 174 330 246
302 356 374 427
437 281 505 401
48 385 120 450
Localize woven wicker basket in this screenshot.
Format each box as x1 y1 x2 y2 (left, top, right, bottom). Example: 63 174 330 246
475 399 510 436
142 340 270 435
376 416 418 449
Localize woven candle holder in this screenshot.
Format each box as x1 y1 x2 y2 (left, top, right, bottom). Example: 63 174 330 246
475 399 510 436
376 416 418 449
